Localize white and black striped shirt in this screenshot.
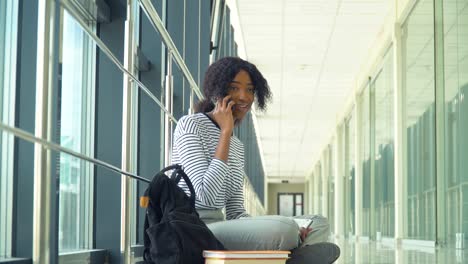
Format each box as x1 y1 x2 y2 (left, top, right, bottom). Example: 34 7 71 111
171 113 250 220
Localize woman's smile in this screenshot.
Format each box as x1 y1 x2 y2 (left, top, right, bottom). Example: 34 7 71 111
233 103 250 111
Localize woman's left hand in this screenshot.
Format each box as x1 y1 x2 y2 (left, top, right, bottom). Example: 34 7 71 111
299 227 312 242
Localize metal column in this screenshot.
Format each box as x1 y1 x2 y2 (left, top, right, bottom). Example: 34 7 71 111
335 125 345 237
164 53 174 167
121 0 138 262
313 165 320 213
433 0 446 245
393 22 407 242
33 0 56 263
354 93 363 238
369 78 376 240
321 151 329 217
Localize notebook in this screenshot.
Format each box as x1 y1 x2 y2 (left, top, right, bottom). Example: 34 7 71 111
204 250 290 264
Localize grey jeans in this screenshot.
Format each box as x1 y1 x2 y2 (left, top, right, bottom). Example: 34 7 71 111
198 209 330 251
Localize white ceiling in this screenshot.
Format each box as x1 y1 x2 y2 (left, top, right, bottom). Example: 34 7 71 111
235 0 394 181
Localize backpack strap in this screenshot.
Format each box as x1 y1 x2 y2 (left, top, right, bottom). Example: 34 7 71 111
171 167 196 208
160 164 182 174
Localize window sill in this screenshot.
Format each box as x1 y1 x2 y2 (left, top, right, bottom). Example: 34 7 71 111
131 245 144 263
59 249 107 263
0 258 31 264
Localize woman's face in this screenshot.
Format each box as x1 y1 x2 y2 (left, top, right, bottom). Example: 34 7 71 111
228 70 255 123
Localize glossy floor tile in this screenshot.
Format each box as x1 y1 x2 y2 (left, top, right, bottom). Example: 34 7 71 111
331 239 468 264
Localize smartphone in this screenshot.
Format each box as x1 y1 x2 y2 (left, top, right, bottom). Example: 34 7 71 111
211 97 234 110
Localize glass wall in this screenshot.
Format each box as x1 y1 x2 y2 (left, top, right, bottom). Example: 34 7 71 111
328 144 335 233
373 48 395 238
402 0 436 241
317 163 323 214
0 0 262 261
443 0 468 245
311 0 466 244
344 111 355 237
168 0 190 120
0 0 18 258
58 10 95 252
237 113 266 203
360 84 371 237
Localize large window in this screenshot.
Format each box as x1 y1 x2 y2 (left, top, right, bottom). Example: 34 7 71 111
278 193 304 217
402 0 436 241
373 48 395 238
328 144 335 234
58 10 95 252
359 84 371 237
0 0 18 258
344 111 355 237
443 0 468 246
316 163 323 214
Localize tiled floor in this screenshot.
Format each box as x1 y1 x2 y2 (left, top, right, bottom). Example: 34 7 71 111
332 239 468 264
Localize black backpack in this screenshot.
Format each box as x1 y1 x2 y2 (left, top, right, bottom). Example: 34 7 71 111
141 164 225 264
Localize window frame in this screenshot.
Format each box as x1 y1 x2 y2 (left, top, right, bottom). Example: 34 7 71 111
0 0 19 258
57 7 96 253
277 193 304 217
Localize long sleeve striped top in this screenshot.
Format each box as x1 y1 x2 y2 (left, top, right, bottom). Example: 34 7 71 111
171 113 250 220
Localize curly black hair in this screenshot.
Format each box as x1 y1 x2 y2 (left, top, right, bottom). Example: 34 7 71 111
195 57 272 113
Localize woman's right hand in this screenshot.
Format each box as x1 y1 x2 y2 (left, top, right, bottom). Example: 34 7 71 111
211 95 236 134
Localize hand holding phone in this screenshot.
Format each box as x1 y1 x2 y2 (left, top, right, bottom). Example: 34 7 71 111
210 95 235 133
212 97 234 110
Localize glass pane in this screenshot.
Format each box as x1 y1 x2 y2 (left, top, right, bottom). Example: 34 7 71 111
138 4 165 243
443 0 468 246
360 84 371 237
0 1 5 102
295 205 303 216
279 194 294 217
345 110 355 237
402 0 436 241
295 194 303 216
0 0 17 258
296 194 302 203
58 10 95 252
0 4 6 233
328 145 335 233
374 48 395 237
317 164 322 214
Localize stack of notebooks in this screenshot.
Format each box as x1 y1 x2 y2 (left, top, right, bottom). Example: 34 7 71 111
203 250 290 264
